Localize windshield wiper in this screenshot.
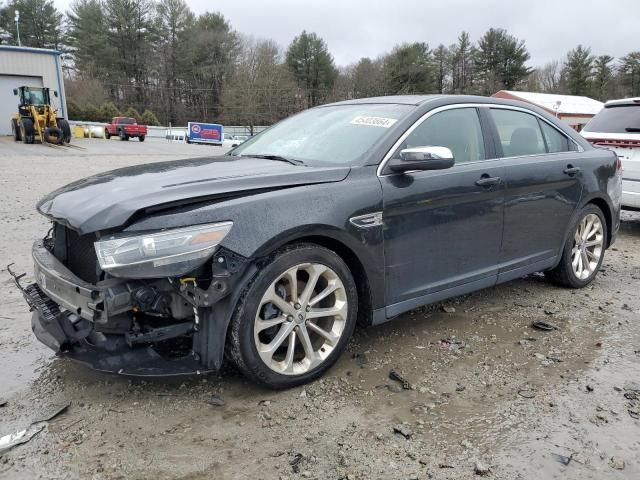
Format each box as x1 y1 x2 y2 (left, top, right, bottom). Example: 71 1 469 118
625 127 640 132
240 154 305 166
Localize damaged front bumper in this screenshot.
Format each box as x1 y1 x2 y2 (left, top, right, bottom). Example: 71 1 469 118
8 241 245 376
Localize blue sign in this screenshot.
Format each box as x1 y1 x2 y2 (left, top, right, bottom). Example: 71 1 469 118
187 122 223 144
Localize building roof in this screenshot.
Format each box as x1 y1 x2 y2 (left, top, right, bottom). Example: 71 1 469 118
0 45 62 56
494 90 604 115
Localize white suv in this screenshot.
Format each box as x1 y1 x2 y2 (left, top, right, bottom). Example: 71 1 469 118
581 98 640 209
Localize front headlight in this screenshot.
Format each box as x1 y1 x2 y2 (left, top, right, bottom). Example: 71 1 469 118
94 222 233 278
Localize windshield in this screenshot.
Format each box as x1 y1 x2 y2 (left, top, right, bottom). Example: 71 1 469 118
231 104 413 166
584 105 640 134
25 88 46 105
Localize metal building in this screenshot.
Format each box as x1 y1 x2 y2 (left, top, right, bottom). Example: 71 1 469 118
0 46 67 135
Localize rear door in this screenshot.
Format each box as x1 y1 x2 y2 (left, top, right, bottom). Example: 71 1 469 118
487 107 583 281
380 106 505 316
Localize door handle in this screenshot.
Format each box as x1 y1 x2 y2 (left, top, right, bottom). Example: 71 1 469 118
475 175 501 187
563 165 581 176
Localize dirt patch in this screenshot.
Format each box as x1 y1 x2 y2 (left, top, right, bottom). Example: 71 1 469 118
1 141 639 479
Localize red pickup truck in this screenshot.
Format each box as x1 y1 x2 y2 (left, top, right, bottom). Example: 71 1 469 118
104 117 148 141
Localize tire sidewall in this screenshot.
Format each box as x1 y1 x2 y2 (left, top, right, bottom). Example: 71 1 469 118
234 245 358 389
560 205 607 288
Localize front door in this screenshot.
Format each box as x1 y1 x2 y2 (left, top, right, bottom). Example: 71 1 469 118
380 106 505 316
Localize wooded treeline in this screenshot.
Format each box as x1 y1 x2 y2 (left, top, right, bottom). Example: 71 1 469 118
2 0 640 126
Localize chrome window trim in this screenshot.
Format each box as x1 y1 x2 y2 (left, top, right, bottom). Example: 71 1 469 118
377 103 583 177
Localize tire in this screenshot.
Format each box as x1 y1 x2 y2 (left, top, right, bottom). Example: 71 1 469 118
139 135 145 142
119 129 129 141
545 204 607 288
105 129 111 139
57 119 71 143
228 243 358 389
11 118 21 142
19 118 35 144
44 126 64 145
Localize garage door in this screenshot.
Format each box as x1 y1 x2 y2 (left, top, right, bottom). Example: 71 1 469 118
0 75 43 135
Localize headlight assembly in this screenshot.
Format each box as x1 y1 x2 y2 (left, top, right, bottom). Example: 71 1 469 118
94 222 233 278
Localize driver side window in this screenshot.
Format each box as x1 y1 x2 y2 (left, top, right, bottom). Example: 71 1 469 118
401 108 486 163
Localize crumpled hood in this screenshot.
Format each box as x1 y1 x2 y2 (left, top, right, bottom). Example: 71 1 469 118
37 156 350 234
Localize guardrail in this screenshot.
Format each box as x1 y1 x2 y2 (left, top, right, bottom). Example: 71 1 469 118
68 121 268 141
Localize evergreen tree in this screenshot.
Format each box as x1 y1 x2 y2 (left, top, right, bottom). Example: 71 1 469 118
286 31 338 107
619 52 640 97
564 45 594 96
0 0 63 49
591 55 614 101
475 28 531 95
383 42 434 94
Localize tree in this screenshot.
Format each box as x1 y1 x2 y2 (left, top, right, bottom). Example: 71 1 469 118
183 11 239 121
154 0 194 124
103 0 156 109
351 57 384 98
222 37 301 128
532 60 563 93
383 42 434 94
83 103 100 121
100 102 120 121
619 52 640 97
432 44 450 93
449 32 475 94
66 100 84 120
0 0 63 49
286 30 338 107
123 106 142 122
591 55 614 101
141 109 160 125
475 28 532 95
564 45 594 95
66 0 110 76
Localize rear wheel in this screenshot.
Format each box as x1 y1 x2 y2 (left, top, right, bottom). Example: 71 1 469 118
139 135 145 142
119 129 129 141
11 118 21 142
546 205 607 288
228 244 358 389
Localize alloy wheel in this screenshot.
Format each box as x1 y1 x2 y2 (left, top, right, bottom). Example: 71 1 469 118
571 213 604 280
253 262 348 375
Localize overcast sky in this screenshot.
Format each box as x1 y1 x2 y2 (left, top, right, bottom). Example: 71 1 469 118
55 0 639 67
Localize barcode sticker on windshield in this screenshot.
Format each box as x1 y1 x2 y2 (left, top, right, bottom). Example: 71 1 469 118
350 116 398 128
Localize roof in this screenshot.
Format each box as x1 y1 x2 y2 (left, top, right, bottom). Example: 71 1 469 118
605 97 640 107
328 95 444 106
0 45 62 56
494 90 604 115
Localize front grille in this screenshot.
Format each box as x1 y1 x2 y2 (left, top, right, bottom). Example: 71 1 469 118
52 223 102 284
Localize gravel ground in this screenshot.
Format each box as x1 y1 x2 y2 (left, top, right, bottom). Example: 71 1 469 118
0 136 639 480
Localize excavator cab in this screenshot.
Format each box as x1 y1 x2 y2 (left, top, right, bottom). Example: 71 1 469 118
10 86 71 145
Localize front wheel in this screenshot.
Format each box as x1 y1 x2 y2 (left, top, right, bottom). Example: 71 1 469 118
546 205 607 288
227 244 358 389
104 129 111 139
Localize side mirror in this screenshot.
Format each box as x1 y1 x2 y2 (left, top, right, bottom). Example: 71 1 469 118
13 88 18 95
387 146 455 173
53 91 58 97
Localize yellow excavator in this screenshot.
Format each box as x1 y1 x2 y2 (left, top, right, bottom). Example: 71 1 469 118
10 86 71 145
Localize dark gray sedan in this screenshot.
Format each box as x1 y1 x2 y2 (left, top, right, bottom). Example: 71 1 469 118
13 95 622 389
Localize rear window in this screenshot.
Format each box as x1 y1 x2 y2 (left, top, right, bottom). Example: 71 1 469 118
117 118 136 125
584 105 640 134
